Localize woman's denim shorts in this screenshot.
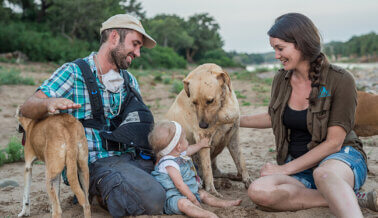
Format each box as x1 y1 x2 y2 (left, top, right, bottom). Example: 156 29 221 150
288 146 367 192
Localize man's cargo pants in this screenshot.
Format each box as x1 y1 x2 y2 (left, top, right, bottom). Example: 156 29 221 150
89 153 165 217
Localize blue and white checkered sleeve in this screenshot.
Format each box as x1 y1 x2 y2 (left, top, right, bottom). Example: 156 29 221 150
38 63 76 99
127 72 141 94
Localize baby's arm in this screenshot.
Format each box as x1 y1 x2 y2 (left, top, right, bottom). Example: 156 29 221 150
166 166 201 207
186 138 210 156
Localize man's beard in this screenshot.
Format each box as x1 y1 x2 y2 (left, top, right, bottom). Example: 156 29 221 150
110 43 132 70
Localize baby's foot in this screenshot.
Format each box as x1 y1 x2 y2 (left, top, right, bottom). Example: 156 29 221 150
223 199 242 207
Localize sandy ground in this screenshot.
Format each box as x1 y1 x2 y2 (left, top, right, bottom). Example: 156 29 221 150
0 62 377 217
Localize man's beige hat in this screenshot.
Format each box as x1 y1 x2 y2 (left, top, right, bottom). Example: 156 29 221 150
100 14 156 48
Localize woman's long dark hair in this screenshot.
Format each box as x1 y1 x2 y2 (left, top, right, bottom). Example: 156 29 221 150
268 13 327 105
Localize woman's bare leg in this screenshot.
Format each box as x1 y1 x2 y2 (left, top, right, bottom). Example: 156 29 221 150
248 174 327 210
314 159 363 218
177 198 218 218
199 189 242 207
248 160 363 218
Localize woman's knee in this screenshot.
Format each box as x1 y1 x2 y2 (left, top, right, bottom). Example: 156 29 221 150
248 180 277 207
313 166 334 186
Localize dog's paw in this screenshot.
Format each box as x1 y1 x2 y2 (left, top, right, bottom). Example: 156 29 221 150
206 187 223 198
243 177 253 189
214 178 232 189
18 209 30 217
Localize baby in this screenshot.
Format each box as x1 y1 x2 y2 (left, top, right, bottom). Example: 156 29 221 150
149 120 241 218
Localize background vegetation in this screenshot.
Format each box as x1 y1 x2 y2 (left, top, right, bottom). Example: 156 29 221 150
0 0 238 68
0 0 376 68
0 136 24 167
323 32 378 62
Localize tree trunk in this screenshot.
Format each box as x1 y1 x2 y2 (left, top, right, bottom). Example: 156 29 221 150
164 36 168 47
37 0 53 22
186 48 196 63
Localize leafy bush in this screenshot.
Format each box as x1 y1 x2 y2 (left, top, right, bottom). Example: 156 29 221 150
0 21 92 63
163 77 172 84
131 45 187 69
242 100 251 106
253 67 271 73
0 67 35 85
153 74 163 82
171 80 183 94
234 90 246 99
0 151 6 166
199 49 242 67
0 136 24 166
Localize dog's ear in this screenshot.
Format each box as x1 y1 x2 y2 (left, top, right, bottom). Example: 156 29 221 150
183 79 190 98
216 70 232 92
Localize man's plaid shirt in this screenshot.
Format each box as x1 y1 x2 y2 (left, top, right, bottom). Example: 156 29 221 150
38 52 140 163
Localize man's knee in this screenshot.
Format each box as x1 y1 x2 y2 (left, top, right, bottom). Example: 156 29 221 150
105 175 165 216
89 163 165 216
141 182 166 214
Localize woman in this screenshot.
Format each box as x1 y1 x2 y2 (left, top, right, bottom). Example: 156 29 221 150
241 13 377 217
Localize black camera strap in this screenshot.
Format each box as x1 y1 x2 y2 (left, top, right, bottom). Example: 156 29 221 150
73 58 107 129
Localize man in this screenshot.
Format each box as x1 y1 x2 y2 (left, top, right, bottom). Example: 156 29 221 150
20 14 165 217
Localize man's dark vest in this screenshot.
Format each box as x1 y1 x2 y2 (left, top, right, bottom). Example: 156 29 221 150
73 59 154 158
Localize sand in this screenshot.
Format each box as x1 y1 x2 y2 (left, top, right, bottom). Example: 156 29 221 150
0 62 377 217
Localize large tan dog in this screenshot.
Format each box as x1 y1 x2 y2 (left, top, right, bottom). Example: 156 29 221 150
166 63 251 196
355 91 378 137
16 109 91 218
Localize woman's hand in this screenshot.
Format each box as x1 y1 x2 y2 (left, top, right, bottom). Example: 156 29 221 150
260 162 290 177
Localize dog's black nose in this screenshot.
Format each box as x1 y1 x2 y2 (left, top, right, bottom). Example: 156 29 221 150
199 121 209 129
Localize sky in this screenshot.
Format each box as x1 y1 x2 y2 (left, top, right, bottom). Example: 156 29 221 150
139 0 378 54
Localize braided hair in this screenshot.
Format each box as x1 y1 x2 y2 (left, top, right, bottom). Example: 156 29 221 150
308 52 329 105
268 13 327 105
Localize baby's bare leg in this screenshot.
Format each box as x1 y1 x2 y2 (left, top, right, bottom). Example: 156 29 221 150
199 189 242 208
177 198 218 218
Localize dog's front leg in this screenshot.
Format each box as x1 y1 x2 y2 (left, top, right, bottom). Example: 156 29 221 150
227 128 252 189
18 156 36 217
198 147 222 197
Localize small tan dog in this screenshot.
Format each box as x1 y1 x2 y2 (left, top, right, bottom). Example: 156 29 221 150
16 108 91 218
166 63 251 196
355 91 378 137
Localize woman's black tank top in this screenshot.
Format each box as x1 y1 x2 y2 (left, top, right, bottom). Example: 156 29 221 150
283 105 312 158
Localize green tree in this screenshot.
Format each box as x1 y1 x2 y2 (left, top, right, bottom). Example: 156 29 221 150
199 49 240 67
0 0 14 21
183 13 223 62
324 32 377 59
120 0 145 20
146 14 193 51
46 0 123 42
6 0 53 22
5 0 145 42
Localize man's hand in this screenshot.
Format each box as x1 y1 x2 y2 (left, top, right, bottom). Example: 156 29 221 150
260 162 289 177
46 98 81 114
21 90 81 119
